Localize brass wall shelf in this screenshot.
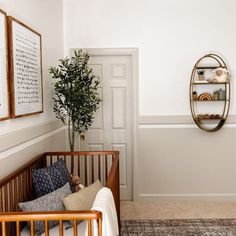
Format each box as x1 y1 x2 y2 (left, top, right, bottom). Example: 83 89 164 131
196 66 226 69
189 54 230 132
192 100 229 102
192 82 229 85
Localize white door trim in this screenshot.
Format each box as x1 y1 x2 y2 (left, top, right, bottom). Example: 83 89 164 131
70 48 139 200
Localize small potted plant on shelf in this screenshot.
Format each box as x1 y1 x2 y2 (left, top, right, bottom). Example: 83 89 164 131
49 50 102 151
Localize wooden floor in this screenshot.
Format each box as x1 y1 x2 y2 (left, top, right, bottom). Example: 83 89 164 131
121 201 236 220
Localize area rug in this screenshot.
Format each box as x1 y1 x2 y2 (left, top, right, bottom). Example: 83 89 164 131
120 219 236 236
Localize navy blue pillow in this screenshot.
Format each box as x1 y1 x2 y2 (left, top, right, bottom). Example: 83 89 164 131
32 159 72 197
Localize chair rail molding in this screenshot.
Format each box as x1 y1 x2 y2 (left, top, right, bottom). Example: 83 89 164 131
0 119 63 153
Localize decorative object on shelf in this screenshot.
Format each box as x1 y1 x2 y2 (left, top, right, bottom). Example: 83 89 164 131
8 16 43 118
49 50 102 151
189 53 230 132
197 70 205 81
212 90 219 100
192 91 198 100
218 88 226 100
197 114 221 120
197 114 205 119
198 93 212 101
209 67 230 83
0 9 9 121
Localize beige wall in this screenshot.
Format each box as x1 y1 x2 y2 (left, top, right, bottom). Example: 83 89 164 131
0 0 65 179
135 124 236 201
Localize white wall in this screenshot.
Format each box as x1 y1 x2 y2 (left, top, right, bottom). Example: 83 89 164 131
0 0 65 179
64 0 236 200
63 0 236 116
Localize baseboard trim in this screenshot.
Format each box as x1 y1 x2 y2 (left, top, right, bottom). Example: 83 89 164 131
0 119 63 152
138 193 236 201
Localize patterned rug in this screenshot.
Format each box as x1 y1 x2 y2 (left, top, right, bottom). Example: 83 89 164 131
120 219 236 236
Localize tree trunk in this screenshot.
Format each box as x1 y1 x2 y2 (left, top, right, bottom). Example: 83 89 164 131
68 121 75 152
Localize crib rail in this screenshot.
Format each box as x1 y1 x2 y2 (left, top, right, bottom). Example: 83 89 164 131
0 210 102 236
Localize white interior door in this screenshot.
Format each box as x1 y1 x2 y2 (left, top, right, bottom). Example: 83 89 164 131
80 54 133 200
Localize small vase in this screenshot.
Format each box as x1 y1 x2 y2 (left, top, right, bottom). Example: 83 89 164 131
218 89 226 100
213 91 219 100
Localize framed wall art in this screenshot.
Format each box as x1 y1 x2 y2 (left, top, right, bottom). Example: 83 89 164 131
0 9 10 120
8 16 43 118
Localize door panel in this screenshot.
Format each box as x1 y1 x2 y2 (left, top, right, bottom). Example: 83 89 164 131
81 55 133 200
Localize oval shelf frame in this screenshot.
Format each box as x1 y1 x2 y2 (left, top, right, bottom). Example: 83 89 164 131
190 54 230 132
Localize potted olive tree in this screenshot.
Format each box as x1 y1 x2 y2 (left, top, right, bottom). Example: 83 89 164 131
49 50 101 151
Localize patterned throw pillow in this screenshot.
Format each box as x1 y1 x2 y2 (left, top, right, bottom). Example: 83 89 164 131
19 183 72 234
32 159 72 197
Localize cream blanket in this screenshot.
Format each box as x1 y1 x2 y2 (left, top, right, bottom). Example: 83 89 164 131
92 187 119 236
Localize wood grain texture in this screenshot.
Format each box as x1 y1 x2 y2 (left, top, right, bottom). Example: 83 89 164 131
0 151 120 235
0 9 10 121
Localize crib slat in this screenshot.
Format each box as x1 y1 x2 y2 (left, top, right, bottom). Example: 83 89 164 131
22 172 26 201
78 155 80 177
18 175 22 202
24 172 27 199
14 178 17 211
45 221 49 236
16 221 20 236
59 220 64 236
105 154 108 181
98 218 102 236
85 155 88 186
92 155 94 183
4 185 8 212
29 168 33 197
2 222 6 236
73 220 77 236
9 181 13 211
98 155 101 181
25 171 29 200
30 221 35 236
71 155 74 174
88 220 92 236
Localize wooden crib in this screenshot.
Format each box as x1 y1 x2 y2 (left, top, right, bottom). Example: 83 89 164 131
0 151 120 236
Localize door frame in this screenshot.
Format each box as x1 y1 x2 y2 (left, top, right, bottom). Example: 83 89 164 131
70 48 139 200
